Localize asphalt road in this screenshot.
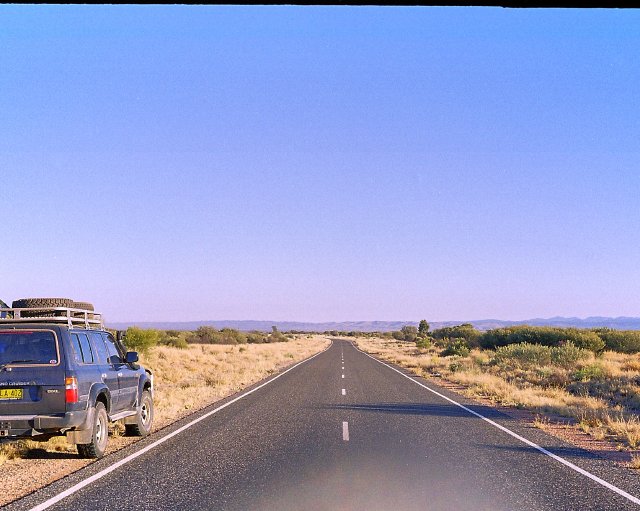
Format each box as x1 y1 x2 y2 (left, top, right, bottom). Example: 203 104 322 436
7 339 640 511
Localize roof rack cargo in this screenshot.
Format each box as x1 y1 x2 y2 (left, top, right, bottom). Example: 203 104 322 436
0 307 104 330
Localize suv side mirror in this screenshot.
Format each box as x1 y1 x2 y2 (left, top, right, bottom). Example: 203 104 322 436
125 351 139 364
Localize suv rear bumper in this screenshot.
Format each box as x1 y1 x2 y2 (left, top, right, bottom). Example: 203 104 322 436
0 411 88 437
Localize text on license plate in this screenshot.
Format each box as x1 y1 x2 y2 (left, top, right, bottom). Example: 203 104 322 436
0 389 22 400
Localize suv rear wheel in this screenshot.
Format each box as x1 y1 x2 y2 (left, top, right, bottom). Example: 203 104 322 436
77 402 109 459
125 390 153 437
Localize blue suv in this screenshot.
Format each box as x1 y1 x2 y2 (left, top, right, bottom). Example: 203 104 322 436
0 298 153 458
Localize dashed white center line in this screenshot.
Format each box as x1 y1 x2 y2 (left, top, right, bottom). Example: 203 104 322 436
342 374 344 378
342 421 349 441
341 388 346 395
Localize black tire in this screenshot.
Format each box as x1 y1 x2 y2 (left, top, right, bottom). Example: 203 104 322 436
72 301 94 311
125 390 154 437
12 298 74 318
72 301 95 319
77 402 109 459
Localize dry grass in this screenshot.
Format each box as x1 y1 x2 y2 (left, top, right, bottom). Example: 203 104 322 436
356 337 640 450
0 336 330 465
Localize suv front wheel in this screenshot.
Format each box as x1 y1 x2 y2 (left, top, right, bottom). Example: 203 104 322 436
125 390 153 437
77 402 109 459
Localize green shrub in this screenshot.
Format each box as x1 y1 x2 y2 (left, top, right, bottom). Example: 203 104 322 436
494 343 552 368
550 342 589 368
166 336 189 349
391 326 418 342
124 327 160 354
572 364 607 382
441 339 470 357
432 324 481 348
416 337 432 349
246 331 268 344
187 326 249 345
593 329 640 354
493 341 589 369
568 375 640 412
480 326 604 353
449 361 463 372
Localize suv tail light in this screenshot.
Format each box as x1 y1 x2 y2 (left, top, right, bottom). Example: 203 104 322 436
65 376 78 403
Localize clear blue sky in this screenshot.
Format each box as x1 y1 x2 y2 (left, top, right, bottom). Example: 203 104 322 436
1 6 639 322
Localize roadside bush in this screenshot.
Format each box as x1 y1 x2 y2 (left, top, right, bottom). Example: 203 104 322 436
494 343 552 368
493 341 589 370
269 326 288 343
568 375 640 412
441 339 470 357
165 336 189 349
246 331 268 344
416 337 432 349
187 326 247 345
432 324 481 348
550 342 590 368
124 327 160 354
572 364 607 382
593 329 640 354
391 326 418 342
480 326 604 353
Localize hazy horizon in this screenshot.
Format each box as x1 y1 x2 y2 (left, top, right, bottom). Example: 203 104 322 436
2 6 639 323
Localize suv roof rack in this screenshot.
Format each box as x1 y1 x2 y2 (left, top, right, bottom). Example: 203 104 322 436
0 307 105 330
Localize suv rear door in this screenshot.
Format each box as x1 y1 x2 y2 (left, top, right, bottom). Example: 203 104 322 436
68 331 102 411
0 329 66 417
88 331 122 413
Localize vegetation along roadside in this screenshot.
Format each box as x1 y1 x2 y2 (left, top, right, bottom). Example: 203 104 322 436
354 322 640 470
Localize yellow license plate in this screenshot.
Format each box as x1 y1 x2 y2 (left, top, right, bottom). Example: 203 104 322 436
0 389 22 400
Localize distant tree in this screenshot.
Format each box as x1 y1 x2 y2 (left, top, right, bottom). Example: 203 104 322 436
124 327 160 354
418 320 430 338
400 325 418 342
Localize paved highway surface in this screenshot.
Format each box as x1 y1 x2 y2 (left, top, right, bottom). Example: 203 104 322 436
7 339 640 511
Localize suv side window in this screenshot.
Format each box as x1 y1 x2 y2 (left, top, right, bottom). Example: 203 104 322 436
70 334 84 364
71 332 95 364
78 333 94 364
102 333 123 365
89 332 109 365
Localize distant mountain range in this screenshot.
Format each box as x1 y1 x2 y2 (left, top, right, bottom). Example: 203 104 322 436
107 316 640 332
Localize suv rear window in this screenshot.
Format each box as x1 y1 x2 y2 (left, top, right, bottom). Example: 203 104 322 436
0 330 58 366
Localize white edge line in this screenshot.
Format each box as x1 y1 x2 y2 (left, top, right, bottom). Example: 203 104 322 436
26 341 334 511
354 343 640 506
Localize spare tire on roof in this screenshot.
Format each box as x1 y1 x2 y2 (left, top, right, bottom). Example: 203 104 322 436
12 297 74 318
72 301 94 311
72 301 95 319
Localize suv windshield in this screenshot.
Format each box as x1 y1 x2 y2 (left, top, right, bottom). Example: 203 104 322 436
0 331 58 366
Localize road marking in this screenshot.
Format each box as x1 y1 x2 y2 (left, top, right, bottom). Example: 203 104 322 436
25 342 334 511
342 421 349 441
342 388 346 395
342 374 344 378
356 345 640 506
